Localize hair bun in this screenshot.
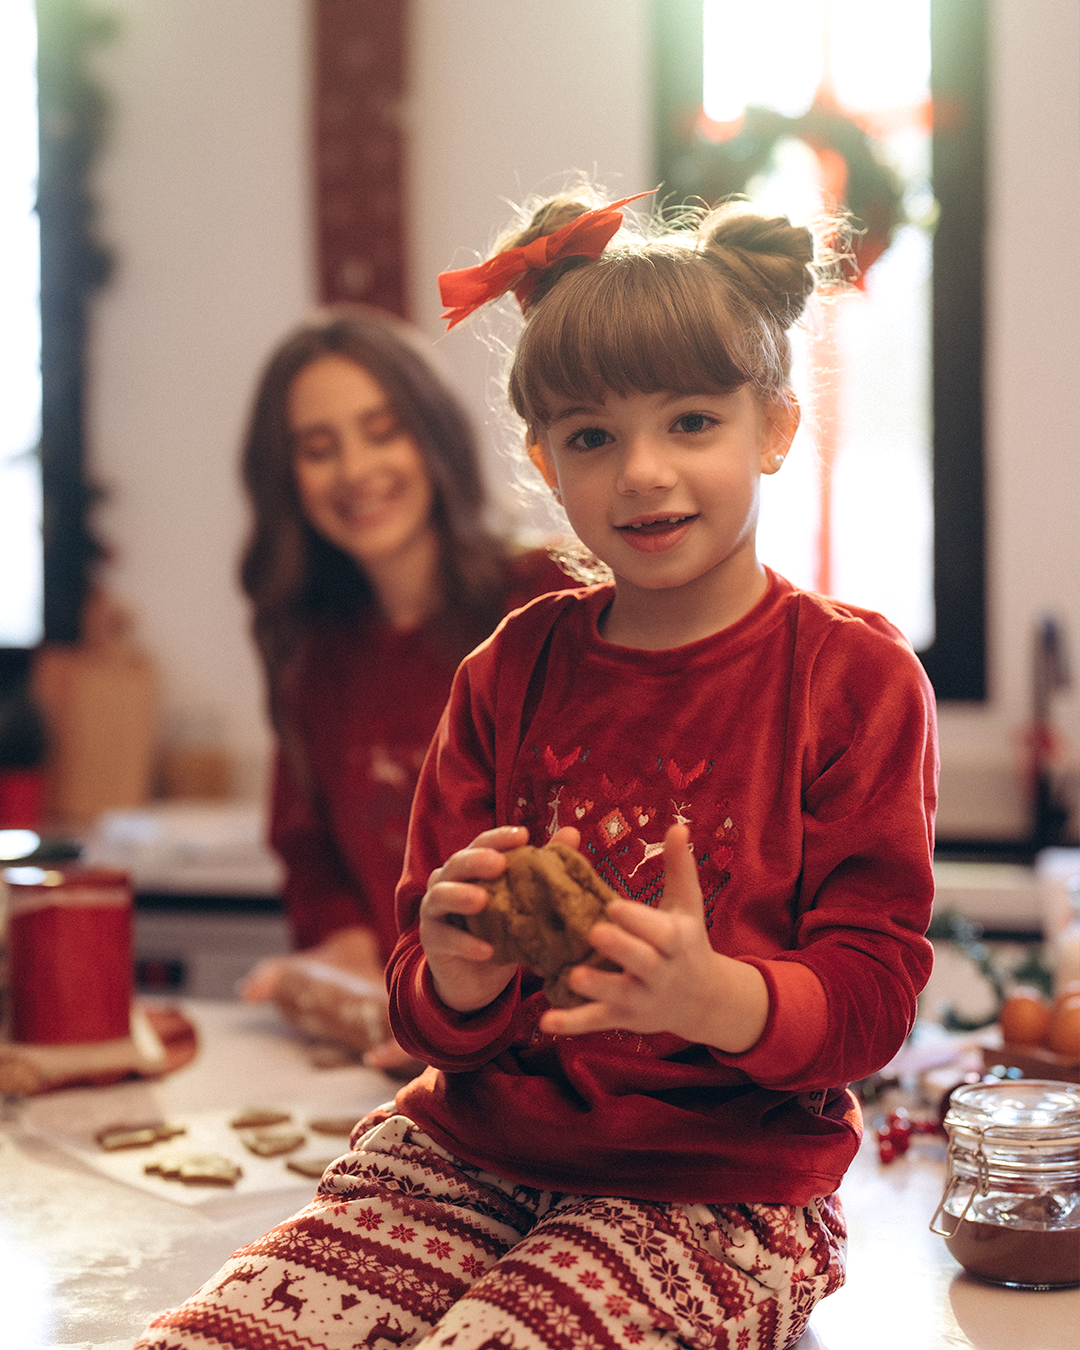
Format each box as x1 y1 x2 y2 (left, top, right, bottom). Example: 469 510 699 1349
699 204 817 327
491 194 610 307
498 195 594 252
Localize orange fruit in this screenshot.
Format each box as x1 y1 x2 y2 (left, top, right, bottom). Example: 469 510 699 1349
1046 995 1080 1059
1054 979 1080 1004
998 987 1052 1046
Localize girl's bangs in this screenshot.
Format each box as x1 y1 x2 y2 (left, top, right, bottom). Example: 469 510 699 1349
510 252 760 428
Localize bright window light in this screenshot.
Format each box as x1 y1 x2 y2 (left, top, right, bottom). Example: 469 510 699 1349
830 4 931 113
0 0 43 649
703 0 934 649
703 0 825 123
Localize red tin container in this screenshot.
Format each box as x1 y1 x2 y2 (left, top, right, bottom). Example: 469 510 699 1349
5 865 133 1044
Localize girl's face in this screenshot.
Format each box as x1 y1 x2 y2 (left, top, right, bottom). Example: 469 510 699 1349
538 386 797 627
288 355 436 573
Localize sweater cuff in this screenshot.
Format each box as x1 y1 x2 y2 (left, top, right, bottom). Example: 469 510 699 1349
407 960 520 1056
713 957 828 1085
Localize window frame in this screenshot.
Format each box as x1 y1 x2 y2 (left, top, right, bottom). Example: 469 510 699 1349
650 0 988 701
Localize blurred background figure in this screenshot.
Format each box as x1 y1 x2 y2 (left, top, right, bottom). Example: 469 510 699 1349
235 306 571 1072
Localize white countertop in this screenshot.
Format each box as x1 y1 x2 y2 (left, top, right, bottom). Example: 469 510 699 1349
1 1000 1077 1350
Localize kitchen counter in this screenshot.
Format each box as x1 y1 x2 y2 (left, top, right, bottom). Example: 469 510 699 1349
2 1000 1077 1350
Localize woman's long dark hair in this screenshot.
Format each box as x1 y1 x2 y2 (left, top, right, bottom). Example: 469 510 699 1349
240 305 507 729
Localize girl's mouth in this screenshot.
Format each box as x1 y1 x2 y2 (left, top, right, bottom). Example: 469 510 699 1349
616 514 696 552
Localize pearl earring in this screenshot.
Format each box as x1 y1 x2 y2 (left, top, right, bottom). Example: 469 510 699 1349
771 453 785 469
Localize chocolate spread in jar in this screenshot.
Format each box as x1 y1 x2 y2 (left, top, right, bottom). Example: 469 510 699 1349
942 1208 1080 1290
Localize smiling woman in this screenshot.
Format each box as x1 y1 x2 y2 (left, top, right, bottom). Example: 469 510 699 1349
287 355 439 631
235 306 573 1072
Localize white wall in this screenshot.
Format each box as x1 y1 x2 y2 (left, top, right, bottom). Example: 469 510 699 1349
406 0 652 537
88 0 313 795
86 0 1079 836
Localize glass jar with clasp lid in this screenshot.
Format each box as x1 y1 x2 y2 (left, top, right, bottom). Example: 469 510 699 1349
930 1079 1080 1289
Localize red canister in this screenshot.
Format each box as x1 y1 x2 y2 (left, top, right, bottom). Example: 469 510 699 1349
4 865 133 1044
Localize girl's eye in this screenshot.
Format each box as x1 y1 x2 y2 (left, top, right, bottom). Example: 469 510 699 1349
568 426 612 451
673 412 714 435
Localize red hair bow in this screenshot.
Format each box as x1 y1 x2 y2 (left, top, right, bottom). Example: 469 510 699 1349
438 191 654 330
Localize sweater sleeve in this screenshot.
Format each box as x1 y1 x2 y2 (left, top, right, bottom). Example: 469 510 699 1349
386 630 525 1067
269 749 376 951
715 620 938 1091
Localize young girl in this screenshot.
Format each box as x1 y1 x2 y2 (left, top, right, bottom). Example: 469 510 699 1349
136 195 936 1350
236 306 570 1070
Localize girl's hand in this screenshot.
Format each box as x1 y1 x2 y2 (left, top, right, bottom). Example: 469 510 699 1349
538 825 769 1053
420 824 581 1013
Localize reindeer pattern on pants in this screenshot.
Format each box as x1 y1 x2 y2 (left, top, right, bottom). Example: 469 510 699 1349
133 1110 845 1350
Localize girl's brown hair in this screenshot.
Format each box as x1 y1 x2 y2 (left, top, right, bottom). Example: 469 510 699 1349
501 197 821 434
240 305 505 726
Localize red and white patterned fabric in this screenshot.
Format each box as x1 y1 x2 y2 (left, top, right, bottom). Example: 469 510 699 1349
134 1109 846 1350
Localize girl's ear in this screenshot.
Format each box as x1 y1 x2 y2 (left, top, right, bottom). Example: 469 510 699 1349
527 439 560 491
760 391 800 474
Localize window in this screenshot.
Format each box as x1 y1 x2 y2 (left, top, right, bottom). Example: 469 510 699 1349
0 0 43 649
652 0 987 698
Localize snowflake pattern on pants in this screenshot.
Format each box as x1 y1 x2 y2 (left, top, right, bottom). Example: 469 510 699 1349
133 1109 846 1350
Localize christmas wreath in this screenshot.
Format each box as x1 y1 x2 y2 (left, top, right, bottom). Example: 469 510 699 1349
665 101 907 286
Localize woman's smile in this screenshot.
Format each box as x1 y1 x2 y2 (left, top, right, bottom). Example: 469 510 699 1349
288 354 437 573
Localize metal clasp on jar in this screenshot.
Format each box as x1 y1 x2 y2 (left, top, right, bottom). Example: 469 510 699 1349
929 1125 991 1236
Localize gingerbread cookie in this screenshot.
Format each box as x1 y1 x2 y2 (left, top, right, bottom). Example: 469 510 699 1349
229 1107 292 1129
466 841 621 1008
286 1155 337 1179
145 1153 242 1187
239 1127 306 1158
95 1121 187 1151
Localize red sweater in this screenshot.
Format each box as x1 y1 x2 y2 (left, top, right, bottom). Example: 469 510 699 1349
388 570 938 1204
270 550 572 960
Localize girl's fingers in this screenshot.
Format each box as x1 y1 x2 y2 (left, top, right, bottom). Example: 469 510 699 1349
549 825 581 850
658 823 703 916
466 824 529 852
440 844 513 886
426 878 487 919
540 1000 615 1037
587 915 663 978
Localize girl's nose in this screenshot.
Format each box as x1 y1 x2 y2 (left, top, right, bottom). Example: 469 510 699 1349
616 435 677 494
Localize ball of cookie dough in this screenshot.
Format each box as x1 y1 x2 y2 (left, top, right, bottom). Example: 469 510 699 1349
465 841 621 1008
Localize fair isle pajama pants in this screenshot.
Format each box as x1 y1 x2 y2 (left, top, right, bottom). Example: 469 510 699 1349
134 1109 846 1350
